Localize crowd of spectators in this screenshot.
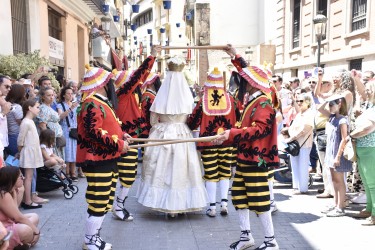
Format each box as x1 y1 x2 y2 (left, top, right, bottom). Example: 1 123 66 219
0 65 374 248
0 71 82 249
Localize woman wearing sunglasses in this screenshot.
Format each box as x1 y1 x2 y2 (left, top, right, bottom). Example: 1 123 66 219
0 166 40 249
283 94 314 195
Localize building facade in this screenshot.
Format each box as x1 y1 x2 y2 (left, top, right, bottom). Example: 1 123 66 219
0 0 125 82
274 0 375 81
123 0 276 85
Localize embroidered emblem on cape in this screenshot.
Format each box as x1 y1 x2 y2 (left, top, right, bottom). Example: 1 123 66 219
202 87 231 116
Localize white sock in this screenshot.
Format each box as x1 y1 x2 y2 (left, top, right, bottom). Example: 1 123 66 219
118 186 129 201
238 209 250 231
258 211 274 239
206 181 217 209
219 179 230 206
84 214 104 242
268 180 274 201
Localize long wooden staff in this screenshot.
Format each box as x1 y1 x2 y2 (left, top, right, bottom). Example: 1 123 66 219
128 134 221 149
161 45 227 50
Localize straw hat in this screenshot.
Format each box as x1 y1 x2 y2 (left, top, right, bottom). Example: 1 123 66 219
204 67 224 87
112 69 133 89
81 64 113 93
239 66 271 93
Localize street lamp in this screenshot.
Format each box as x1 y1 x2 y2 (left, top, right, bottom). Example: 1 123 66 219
313 11 328 68
245 47 253 65
101 16 112 34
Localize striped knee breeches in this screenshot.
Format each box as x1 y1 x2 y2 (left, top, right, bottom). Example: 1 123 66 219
231 163 270 214
201 147 233 181
82 161 118 217
117 148 138 188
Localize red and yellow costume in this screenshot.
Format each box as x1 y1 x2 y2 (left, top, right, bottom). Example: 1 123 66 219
227 56 279 214
114 56 155 189
187 68 239 182
77 66 126 217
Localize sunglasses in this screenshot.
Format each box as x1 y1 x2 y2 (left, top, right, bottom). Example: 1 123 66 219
296 100 304 103
4 85 11 90
329 99 340 106
309 81 316 84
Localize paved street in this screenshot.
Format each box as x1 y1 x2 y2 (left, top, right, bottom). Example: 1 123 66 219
32 167 375 250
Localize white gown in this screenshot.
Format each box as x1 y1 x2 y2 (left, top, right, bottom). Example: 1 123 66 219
136 113 208 213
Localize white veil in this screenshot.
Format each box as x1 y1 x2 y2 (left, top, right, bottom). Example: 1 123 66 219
150 71 194 115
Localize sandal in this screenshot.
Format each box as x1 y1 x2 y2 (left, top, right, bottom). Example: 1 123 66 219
21 202 42 210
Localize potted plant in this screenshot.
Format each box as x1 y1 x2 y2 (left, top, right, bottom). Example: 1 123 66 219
147 29 152 35
132 4 140 13
176 23 180 28
163 1 171 10
130 24 137 31
159 27 166 33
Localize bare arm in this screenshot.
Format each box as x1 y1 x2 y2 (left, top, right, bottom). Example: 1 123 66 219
317 101 331 118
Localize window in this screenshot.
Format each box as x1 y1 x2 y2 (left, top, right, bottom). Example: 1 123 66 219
349 59 362 70
11 0 28 54
318 0 328 17
318 0 328 40
134 9 153 28
48 8 62 40
352 0 367 32
292 0 301 49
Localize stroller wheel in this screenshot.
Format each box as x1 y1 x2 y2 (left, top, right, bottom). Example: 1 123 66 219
69 185 79 194
308 174 313 188
64 190 74 199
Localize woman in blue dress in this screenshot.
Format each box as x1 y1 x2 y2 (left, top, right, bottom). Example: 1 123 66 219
57 87 79 181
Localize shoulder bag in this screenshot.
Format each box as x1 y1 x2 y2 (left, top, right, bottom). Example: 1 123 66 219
285 134 311 157
61 103 78 140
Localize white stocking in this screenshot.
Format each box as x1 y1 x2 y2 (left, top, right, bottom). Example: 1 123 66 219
238 209 250 231
268 180 274 201
84 214 104 241
219 179 230 205
258 211 274 239
206 181 217 208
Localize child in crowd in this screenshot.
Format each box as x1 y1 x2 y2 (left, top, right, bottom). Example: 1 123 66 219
318 95 352 217
17 99 45 209
39 129 67 177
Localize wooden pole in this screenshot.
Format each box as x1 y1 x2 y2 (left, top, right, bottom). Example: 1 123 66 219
161 45 227 50
223 71 227 92
128 134 221 149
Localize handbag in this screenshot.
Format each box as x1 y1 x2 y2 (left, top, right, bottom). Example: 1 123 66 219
343 138 356 162
5 155 20 167
69 128 78 140
315 129 327 151
285 134 311 157
61 102 78 140
343 110 356 161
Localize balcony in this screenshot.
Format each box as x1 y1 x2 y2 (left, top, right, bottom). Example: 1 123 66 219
81 0 106 15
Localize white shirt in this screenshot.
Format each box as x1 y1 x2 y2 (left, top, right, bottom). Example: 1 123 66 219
0 106 9 147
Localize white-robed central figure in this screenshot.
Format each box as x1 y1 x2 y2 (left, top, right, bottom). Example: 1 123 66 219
137 56 208 215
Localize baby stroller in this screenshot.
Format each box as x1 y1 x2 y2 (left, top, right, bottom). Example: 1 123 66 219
36 167 79 199
274 150 313 188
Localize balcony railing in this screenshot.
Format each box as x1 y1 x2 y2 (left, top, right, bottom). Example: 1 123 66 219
81 0 106 15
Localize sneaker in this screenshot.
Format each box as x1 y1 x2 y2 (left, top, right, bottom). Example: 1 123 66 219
229 230 255 250
255 236 279 250
321 205 336 214
350 193 367 204
220 205 228 216
83 234 112 250
270 201 278 214
71 176 79 182
206 208 216 217
326 208 345 217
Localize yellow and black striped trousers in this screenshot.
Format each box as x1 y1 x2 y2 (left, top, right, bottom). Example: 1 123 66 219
231 163 270 214
117 148 138 188
201 147 233 182
82 161 118 216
